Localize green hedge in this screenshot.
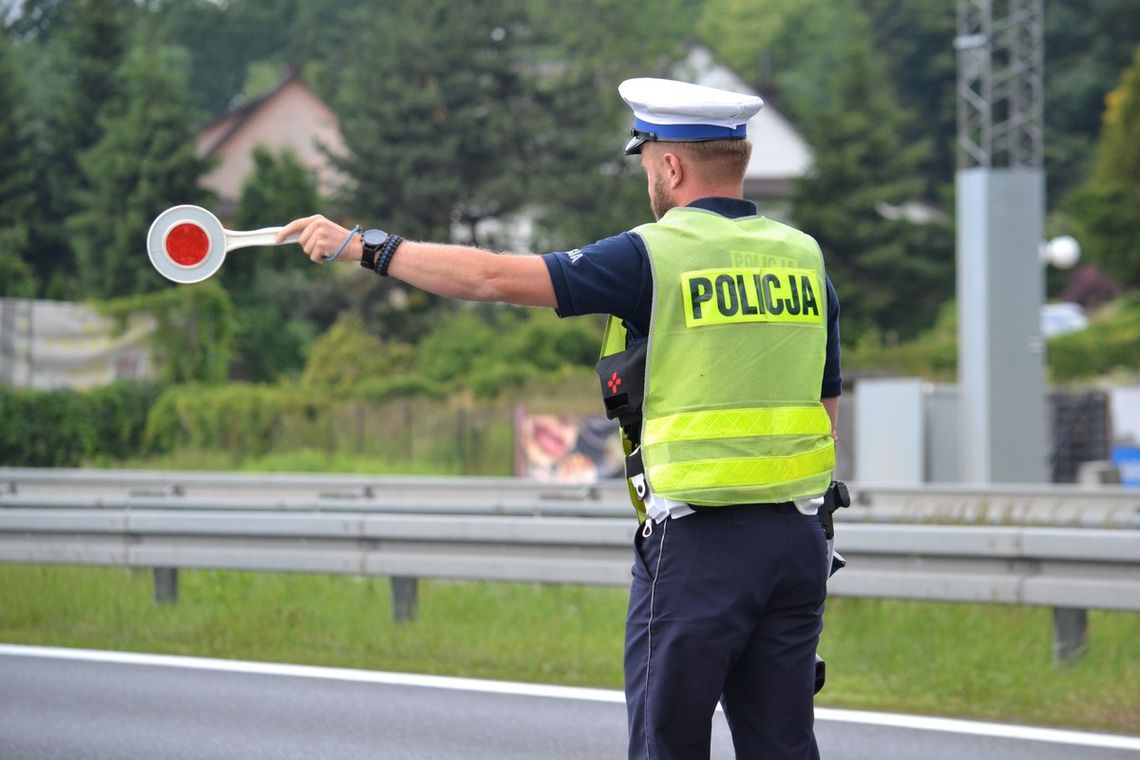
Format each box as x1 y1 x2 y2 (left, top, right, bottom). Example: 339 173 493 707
0 381 166 467
141 382 517 472
1047 295 1140 381
143 383 308 456
843 295 1140 382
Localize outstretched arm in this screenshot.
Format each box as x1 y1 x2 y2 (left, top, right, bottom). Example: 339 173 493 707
276 215 557 308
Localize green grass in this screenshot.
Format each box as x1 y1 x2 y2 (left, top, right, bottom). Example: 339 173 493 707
1 565 1137 734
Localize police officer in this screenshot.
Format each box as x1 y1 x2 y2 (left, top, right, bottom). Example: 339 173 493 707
280 77 841 760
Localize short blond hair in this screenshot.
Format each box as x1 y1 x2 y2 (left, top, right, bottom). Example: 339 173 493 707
668 139 752 184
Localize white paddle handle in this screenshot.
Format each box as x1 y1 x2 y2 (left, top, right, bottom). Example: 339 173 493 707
223 227 300 252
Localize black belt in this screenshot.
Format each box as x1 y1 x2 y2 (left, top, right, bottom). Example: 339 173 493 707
688 501 799 514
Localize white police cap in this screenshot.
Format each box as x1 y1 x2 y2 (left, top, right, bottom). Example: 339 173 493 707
619 77 764 155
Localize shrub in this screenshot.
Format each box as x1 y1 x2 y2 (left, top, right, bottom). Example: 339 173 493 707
0 381 164 466
87 381 168 462
144 383 313 456
300 313 406 394
1048 295 1140 381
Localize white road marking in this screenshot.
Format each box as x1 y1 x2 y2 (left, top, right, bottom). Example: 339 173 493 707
2 644 1137 752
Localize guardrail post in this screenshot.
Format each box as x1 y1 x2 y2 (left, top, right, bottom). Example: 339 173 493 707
1052 607 1087 663
153 568 179 605
391 576 418 623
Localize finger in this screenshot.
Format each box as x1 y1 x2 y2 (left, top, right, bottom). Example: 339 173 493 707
297 220 318 251
276 215 318 243
298 222 328 263
302 226 323 263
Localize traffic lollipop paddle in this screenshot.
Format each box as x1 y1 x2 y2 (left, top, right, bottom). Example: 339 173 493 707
147 204 300 284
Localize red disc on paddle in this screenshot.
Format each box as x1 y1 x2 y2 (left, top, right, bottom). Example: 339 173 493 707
166 222 210 266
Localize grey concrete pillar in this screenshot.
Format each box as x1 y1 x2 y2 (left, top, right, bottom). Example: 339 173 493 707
956 168 1048 484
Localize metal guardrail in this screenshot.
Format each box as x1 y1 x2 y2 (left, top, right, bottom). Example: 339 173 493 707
2 467 1139 525
0 507 1137 612
0 468 1137 608
3 468 1137 661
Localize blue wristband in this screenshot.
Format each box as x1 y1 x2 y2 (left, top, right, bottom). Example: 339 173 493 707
324 224 361 263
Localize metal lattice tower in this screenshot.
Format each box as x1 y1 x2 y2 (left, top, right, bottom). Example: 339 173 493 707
956 0 1044 169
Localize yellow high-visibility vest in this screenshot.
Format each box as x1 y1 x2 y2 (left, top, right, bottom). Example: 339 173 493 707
602 206 834 515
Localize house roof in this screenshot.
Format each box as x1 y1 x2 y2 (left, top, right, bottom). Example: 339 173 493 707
672 46 814 196
195 70 348 207
198 68 301 158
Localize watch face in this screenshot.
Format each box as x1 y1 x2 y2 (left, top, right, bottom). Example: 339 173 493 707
362 229 388 247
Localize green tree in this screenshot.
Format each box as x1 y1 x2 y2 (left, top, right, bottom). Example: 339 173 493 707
529 0 699 248
696 0 791 84
1067 46 1140 286
69 37 211 298
699 0 953 204
1045 0 1140 205
228 146 322 381
856 0 956 199
27 0 135 295
59 0 134 160
334 0 537 243
0 29 37 296
1089 48 1140 190
99 282 236 384
5 0 70 42
157 0 354 118
758 0 860 122
792 32 952 340
330 0 546 344
299 312 398 395
232 146 320 289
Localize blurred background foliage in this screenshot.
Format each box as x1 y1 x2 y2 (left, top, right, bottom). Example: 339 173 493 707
0 0 1137 468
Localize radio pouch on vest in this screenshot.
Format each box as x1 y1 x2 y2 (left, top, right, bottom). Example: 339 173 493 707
595 340 647 429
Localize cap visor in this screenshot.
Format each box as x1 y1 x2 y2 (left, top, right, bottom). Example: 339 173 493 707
624 135 647 155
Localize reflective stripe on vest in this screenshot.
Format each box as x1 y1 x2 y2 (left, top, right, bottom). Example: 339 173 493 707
644 406 832 444
646 444 836 494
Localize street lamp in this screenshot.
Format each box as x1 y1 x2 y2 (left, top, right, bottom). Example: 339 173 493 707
1040 235 1081 269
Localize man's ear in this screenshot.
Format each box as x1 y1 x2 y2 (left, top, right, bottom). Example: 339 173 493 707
662 151 684 189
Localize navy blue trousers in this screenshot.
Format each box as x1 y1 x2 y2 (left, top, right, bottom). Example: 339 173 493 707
624 503 829 760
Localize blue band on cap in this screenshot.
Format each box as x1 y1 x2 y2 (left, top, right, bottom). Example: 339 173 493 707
632 118 747 141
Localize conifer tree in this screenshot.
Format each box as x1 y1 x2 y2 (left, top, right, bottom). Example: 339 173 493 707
527 0 697 248
69 38 211 297
231 146 321 290
0 30 37 296
227 147 322 381
333 0 536 244
26 0 134 296
792 32 952 340
328 0 549 343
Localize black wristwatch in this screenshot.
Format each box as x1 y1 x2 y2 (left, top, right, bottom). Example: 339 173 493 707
360 229 389 270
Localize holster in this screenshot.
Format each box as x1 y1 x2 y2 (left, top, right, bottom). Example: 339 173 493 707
818 480 850 541
595 340 647 432
816 481 851 695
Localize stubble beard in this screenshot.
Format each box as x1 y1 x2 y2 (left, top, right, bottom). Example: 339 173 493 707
650 171 675 221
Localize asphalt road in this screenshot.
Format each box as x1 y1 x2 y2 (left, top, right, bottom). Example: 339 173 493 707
1 647 1136 760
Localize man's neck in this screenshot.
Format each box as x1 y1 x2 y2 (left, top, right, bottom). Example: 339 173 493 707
674 184 744 207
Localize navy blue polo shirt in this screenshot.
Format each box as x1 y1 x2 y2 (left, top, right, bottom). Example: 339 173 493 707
542 197 843 397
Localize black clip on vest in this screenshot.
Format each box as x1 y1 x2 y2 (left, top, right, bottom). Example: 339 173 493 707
595 340 647 440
